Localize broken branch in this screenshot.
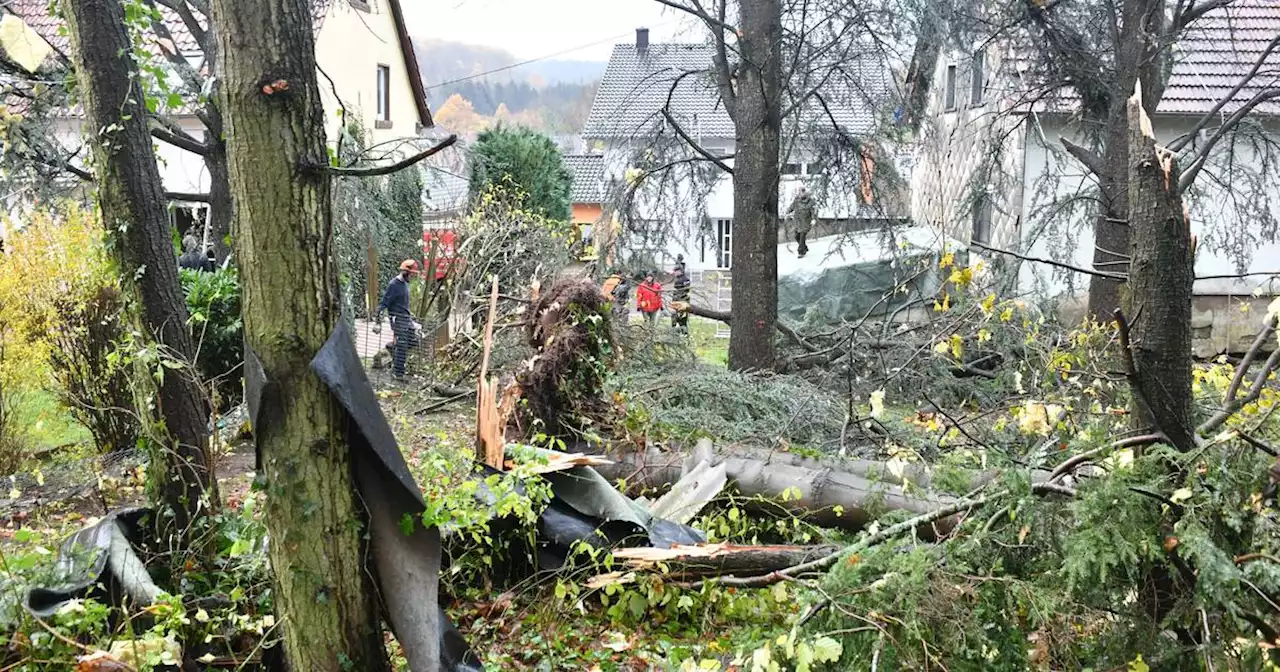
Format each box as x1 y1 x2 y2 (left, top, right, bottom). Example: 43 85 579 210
316 134 457 177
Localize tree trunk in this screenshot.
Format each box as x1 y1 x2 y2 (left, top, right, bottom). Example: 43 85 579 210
1125 86 1194 451
211 1 390 669
205 129 233 265
1086 121 1130 319
62 0 218 549
1086 0 1171 319
727 0 782 372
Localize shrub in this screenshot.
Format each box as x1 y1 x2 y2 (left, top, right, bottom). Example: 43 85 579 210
0 206 143 456
181 266 243 409
0 324 32 473
47 284 139 454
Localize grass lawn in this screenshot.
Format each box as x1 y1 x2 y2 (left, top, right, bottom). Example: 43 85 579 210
9 387 90 453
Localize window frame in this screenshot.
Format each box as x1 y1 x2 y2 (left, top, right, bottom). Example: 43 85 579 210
971 194 993 245
375 64 391 127
944 64 958 111
970 49 986 106
715 218 733 269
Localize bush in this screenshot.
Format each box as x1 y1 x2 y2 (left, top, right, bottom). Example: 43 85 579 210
181 266 243 409
468 125 572 221
48 284 139 454
0 324 31 473
0 206 143 456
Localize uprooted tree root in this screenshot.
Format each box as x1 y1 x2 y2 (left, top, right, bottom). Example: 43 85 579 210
517 278 615 436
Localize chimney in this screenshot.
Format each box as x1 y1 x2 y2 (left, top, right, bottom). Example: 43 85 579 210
636 28 650 53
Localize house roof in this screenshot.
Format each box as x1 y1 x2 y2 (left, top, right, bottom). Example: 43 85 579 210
1 0 432 127
583 42 887 140
565 154 605 203
1020 0 1280 116
1161 0 1280 115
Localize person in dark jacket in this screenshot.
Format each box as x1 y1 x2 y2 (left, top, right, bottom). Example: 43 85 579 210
670 265 691 334
178 234 213 272
375 259 420 379
787 186 815 258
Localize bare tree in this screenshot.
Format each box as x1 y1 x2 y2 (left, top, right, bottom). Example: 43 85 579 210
61 0 219 551
930 0 1280 318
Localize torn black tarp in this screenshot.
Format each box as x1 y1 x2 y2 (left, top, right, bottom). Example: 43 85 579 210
24 508 160 618
309 319 446 672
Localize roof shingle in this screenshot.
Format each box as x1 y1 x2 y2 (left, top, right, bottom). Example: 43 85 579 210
564 154 605 203
583 42 887 140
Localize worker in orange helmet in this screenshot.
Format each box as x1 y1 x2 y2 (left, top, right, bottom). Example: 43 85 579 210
374 259 420 380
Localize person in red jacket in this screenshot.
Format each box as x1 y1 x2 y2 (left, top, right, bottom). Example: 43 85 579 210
636 272 663 326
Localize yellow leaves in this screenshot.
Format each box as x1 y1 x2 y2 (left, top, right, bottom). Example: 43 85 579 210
869 389 886 419
950 334 964 359
1105 448 1135 471
977 328 992 343
939 251 955 269
1018 401 1062 436
934 340 951 355
1000 306 1015 322
948 265 974 288
1128 654 1150 672
979 293 997 316
934 293 951 312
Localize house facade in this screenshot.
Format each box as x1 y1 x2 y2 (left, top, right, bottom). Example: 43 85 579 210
911 0 1280 354
580 29 901 280
5 0 432 228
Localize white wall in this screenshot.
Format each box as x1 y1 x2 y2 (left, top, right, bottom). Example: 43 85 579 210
52 116 210 195
1019 115 1280 300
314 0 424 148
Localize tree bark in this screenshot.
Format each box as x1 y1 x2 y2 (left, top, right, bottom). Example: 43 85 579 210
1125 86 1195 451
727 0 782 371
204 115 234 265
590 444 966 534
1085 0 1171 319
211 1 391 669
62 0 218 549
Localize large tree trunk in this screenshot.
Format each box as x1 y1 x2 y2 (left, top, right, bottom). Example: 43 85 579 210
205 120 233 265
1086 0 1171 319
1125 86 1194 451
211 1 390 669
727 0 782 371
62 0 218 549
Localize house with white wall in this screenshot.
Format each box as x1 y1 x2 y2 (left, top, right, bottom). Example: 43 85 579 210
5 0 432 232
911 0 1280 354
580 28 905 289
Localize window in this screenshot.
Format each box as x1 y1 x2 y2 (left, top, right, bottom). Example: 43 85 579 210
781 162 802 175
970 49 986 106
716 218 733 269
806 161 823 175
971 194 993 245
944 64 958 111
375 64 391 127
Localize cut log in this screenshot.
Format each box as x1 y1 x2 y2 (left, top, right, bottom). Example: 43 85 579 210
609 542 839 578
589 440 1053 536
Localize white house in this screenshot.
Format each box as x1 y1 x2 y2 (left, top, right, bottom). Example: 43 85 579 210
911 0 1280 354
5 0 433 232
580 28 905 286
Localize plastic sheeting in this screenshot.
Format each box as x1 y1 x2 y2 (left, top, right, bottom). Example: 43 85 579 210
777 226 965 323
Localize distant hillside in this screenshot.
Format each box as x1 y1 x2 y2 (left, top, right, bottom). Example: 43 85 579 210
413 38 604 136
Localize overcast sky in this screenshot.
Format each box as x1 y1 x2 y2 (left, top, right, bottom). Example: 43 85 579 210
401 0 697 61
